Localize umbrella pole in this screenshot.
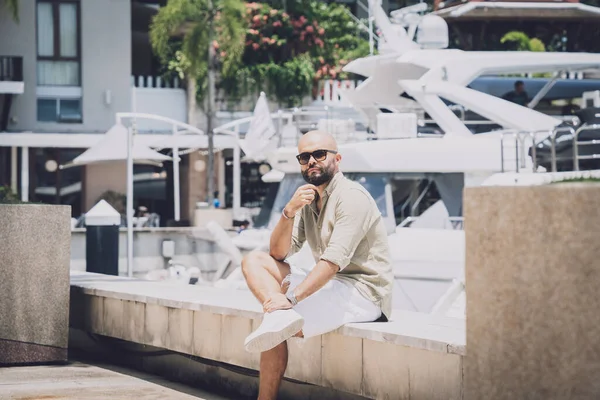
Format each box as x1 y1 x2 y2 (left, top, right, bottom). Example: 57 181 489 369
126 126 134 277
233 125 241 220
172 125 180 221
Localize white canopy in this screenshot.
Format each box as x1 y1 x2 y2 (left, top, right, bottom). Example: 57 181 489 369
61 123 171 168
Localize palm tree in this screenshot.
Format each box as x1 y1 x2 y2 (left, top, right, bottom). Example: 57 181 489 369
150 0 245 204
3 0 19 22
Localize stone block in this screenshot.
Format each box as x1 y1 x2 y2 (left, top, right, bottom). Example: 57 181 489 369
192 310 222 361
166 308 194 354
0 204 71 364
321 332 363 395
285 335 322 385
464 184 600 400
102 297 124 339
363 340 462 400
84 294 104 334
144 303 168 348
220 315 257 369
123 300 145 343
362 340 410 400
406 347 462 400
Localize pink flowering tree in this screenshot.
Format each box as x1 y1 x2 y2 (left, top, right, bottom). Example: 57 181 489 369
219 0 369 106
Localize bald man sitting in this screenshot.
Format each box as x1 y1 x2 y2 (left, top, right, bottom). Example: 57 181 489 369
241 130 393 399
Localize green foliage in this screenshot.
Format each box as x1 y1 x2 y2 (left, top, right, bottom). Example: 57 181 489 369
149 0 246 94
550 177 600 184
500 31 545 52
0 185 21 204
151 0 369 107
220 0 369 105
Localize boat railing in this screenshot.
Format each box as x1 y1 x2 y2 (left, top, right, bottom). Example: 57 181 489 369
572 124 600 171
499 124 600 173
500 130 547 173
548 126 575 172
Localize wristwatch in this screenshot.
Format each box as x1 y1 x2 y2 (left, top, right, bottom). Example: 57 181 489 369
286 290 298 306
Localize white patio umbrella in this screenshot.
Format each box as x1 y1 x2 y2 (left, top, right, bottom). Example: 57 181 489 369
60 123 171 168
60 122 172 278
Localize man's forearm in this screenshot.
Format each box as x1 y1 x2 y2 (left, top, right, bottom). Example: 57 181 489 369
269 210 294 260
293 259 339 302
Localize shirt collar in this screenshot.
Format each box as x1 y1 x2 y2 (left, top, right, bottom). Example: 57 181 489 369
323 171 343 198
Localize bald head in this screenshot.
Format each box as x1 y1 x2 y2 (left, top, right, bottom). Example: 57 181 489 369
296 130 341 187
298 130 338 153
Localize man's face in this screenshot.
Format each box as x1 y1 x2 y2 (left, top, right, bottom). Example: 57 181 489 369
516 83 524 93
297 147 337 186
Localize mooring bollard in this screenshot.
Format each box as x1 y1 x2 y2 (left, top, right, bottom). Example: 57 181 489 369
85 200 120 276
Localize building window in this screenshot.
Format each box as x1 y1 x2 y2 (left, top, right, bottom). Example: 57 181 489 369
36 1 82 122
37 98 82 123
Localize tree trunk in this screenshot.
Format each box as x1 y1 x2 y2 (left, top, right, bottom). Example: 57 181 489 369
187 77 197 127
206 0 216 206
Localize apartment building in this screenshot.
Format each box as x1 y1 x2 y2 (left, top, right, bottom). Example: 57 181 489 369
0 0 235 223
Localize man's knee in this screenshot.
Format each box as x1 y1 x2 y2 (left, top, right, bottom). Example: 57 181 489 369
241 250 272 276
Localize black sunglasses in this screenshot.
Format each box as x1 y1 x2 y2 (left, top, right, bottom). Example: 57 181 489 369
296 149 338 165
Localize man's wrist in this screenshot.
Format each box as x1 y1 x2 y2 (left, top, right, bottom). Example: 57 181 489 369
282 206 295 220
286 290 298 306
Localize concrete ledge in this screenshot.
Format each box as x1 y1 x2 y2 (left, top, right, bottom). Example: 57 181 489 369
70 271 465 399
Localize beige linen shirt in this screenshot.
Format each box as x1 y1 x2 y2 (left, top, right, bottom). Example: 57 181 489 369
287 172 393 320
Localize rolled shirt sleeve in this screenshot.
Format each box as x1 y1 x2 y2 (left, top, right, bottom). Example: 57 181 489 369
286 210 306 259
320 189 376 270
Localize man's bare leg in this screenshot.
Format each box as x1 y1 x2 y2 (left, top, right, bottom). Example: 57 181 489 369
258 342 288 400
241 251 290 304
242 251 293 400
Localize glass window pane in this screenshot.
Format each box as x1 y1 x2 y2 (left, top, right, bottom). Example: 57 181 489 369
59 4 77 57
37 61 79 86
37 98 57 122
59 99 82 122
37 2 54 57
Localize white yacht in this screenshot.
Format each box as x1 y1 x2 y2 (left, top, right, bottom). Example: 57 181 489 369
211 1 600 318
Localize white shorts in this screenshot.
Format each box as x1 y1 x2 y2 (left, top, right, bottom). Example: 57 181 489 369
284 267 381 338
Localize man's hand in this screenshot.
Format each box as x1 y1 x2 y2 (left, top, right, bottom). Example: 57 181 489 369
284 184 318 217
263 292 292 313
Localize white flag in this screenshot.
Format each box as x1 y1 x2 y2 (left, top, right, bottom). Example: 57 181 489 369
240 93 276 160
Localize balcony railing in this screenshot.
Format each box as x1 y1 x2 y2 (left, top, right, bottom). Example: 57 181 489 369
0 56 23 82
131 75 183 89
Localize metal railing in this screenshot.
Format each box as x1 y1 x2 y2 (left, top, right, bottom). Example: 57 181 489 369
502 124 600 174
573 124 600 171
0 56 23 81
500 130 559 173
549 126 575 172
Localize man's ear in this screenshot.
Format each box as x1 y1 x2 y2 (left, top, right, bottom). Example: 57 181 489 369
335 153 342 164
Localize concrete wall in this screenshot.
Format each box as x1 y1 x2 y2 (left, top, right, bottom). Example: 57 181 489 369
0 204 71 364
70 227 231 278
0 0 131 133
70 271 466 400
464 183 600 400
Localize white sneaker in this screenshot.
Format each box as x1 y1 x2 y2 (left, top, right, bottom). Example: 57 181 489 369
244 309 304 353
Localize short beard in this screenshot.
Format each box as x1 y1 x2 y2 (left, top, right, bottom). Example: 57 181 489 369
302 165 334 186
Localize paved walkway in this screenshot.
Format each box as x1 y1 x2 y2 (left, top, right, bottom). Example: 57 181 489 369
0 361 230 399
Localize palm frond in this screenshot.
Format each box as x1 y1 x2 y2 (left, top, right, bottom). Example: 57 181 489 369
217 0 246 77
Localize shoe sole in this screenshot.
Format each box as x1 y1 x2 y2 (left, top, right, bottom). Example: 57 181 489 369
244 317 304 353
